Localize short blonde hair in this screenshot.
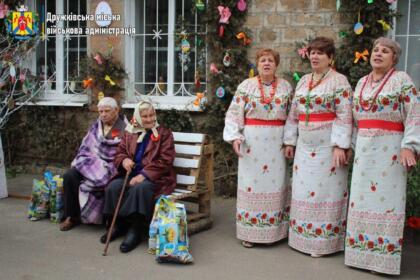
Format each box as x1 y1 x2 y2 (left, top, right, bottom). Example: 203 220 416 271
255 48 280 66
373 37 402 65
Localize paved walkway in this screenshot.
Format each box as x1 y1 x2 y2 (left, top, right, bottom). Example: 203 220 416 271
0 176 419 279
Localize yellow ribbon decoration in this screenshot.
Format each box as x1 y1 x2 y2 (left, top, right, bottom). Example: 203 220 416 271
354 49 369 63
377 20 390 31
104 75 116 86
236 32 252 45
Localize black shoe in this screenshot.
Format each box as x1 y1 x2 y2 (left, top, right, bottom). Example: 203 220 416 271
100 226 125 244
119 227 141 253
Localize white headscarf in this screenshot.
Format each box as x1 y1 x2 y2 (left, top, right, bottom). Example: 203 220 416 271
125 101 160 143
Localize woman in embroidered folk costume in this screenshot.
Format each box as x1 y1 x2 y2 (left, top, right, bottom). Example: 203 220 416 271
284 37 353 257
102 101 176 253
344 37 419 275
223 49 293 248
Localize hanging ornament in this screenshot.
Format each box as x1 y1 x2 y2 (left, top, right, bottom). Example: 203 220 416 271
236 32 252 45
248 64 256 78
195 0 205 11
181 38 190 54
104 75 116 86
386 0 396 3
223 51 232 67
336 0 341 11
19 70 26 82
367 0 373 4
195 71 201 90
9 64 16 83
215 87 225 99
354 49 369 63
98 91 105 100
93 53 103 65
297 47 308 59
218 6 231 38
83 78 93 88
178 32 191 72
354 11 364 35
0 2 9 19
293 72 301 82
193 92 206 107
210 63 220 74
338 31 348 38
237 0 247 12
377 20 391 31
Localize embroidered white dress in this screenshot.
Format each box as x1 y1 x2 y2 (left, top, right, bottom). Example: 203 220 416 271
224 77 293 243
345 71 419 275
284 70 353 255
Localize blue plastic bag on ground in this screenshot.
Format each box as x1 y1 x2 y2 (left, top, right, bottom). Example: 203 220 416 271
27 179 50 221
149 196 193 264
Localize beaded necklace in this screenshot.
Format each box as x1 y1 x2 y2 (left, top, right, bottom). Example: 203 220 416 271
257 75 278 105
304 68 332 124
359 68 395 111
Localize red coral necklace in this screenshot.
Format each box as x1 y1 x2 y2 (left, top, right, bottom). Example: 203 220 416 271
258 75 277 105
359 68 395 111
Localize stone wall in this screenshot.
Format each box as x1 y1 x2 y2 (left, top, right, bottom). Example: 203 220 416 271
245 0 352 75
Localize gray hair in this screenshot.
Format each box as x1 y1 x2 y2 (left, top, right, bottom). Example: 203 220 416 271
97 97 118 108
373 37 402 66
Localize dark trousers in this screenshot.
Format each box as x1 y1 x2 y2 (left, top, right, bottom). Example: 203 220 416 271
63 167 83 219
103 176 156 223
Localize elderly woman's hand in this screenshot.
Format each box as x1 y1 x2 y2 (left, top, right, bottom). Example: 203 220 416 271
400 148 417 169
129 174 145 186
122 158 135 173
232 139 243 157
332 147 346 168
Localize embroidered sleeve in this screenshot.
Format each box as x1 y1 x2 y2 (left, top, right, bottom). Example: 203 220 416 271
284 94 299 146
400 74 420 154
223 82 247 143
331 77 353 149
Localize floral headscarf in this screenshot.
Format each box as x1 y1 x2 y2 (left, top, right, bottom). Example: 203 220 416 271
125 101 160 143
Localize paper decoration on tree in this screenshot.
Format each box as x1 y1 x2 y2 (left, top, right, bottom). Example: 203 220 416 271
210 63 220 74
83 78 93 88
218 6 231 38
104 75 116 86
236 32 252 45
354 49 369 63
298 47 308 59
6 5 39 40
195 0 205 11
377 20 390 31
19 70 26 82
178 32 191 72
94 53 103 65
367 0 373 4
293 72 301 81
9 64 16 83
98 91 105 100
237 0 247 12
0 2 9 19
386 0 396 3
248 64 256 78
354 11 364 35
223 51 231 67
339 31 348 38
215 87 225 98
336 0 341 11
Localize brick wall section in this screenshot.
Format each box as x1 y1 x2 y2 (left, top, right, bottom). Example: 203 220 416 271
245 0 352 75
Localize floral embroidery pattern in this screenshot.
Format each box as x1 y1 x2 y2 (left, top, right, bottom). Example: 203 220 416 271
237 207 290 227
290 219 345 239
346 234 402 255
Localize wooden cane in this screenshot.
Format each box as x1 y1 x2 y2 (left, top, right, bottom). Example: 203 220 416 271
102 170 131 256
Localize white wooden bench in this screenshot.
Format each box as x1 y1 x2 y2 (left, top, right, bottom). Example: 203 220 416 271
168 132 214 234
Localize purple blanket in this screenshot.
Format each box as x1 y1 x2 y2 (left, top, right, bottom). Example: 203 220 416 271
71 119 122 224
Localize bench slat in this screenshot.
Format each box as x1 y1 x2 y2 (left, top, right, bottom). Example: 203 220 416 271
173 132 204 143
176 175 196 185
175 144 202 155
174 158 200 168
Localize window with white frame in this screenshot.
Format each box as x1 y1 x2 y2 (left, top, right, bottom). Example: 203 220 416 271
124 0 207 110
394 0 420 89
33 0 88 104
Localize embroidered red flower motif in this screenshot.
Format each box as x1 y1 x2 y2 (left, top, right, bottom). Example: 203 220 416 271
349 238 355 246
344 191 348 198
315 97 322 105
245 212 249 218
413 88 418 95
315 228 322 235
381 97 390 106
237 214 242 220
261 213 267 220
269 217 275 224
378 237 384 245
370 182 377 192
278 211 282 218
387 243 395 252
309 103 313 109
342 220 346 227
251 217 257 224
367 241 374 249
247 187 252 192
392 102 399 111
294 165 298 171
358 234 364 242
334 226 340 234
372 104 378 112
262 164 269 173
330 167 336 173
310 191 315 197
252 101 256 108
275 98 281 105
351 202 354 208
307 223 313 229
326 224 332 230
246 148 251 154
310 152 316 157
326 102 331 109
111 128 120 138
343 91 349 98
392 154 397 161
285 206 290 213
292 219 296 226
355 105 359 112
404 95 411 103
299 97 306 104
399 238 403 246
150 133 161 142
334 98 340 105
297 226 303 233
